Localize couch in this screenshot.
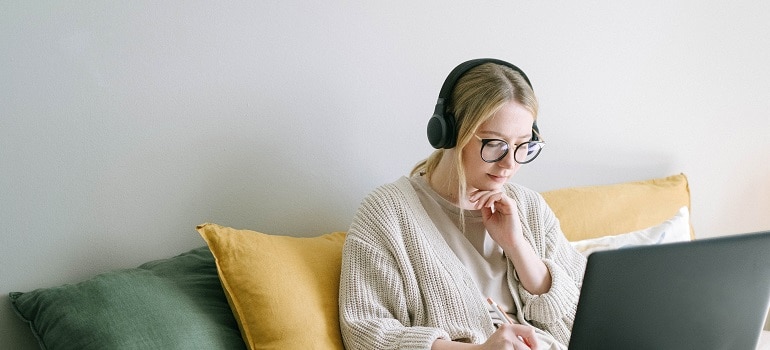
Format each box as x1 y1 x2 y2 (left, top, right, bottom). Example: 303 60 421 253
9 174 770 349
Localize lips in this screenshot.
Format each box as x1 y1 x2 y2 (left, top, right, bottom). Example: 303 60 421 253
488 173 508 182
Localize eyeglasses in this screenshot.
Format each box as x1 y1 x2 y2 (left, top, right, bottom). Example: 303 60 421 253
474 131 545 164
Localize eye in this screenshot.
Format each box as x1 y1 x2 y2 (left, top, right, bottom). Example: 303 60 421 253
484 139 507 149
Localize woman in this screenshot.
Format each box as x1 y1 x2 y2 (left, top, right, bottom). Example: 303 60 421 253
339 59 586 350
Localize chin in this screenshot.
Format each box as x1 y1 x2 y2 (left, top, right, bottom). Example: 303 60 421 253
474 181 506 192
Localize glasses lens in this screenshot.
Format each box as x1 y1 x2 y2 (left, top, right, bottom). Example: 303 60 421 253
481 139 508 162
513 142 544 164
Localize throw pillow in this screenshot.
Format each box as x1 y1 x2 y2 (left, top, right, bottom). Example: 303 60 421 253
541 173 692 241
197 223 346 350
571 206 691 256
9 246 246 350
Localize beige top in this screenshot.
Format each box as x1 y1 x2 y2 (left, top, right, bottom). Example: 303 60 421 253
410 175 515 325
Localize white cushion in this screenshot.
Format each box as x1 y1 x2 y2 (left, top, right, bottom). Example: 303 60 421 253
570 206 691 256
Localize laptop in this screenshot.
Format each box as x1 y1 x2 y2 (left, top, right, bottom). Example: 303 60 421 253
569 230 770 350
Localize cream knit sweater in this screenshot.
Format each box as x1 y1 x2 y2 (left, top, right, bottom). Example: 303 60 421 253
339 176 586 349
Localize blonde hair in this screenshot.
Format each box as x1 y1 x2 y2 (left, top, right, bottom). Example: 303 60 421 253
411 62 539 200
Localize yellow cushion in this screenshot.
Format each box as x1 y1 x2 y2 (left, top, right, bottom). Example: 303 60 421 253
541 174 692 242
197 223 346 350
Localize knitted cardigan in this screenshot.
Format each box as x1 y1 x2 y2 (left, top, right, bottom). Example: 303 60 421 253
339 176 587 349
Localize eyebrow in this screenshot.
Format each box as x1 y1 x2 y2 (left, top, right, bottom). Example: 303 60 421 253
477 130 533 142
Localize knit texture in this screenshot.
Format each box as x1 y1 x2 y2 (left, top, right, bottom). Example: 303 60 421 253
339 176 587 349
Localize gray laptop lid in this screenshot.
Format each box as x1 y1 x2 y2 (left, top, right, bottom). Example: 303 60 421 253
569 230 770 350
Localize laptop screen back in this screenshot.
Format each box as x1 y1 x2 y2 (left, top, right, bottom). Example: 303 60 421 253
569 231 770 350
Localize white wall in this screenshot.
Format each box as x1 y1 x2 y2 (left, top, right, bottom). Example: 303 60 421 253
2 1 769 347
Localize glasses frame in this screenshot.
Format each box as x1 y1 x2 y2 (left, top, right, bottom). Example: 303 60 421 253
474 129 545 164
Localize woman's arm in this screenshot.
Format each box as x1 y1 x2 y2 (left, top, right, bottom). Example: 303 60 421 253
471 188 552 295
340 227 448 349
432 324 538 350
339 187 452 349
513 190 586 344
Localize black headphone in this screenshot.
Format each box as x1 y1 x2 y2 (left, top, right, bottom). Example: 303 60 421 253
426 58 539 149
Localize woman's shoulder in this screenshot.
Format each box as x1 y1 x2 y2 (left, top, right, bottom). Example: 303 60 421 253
356 176 417 211
348 176 422 243
363 176 412 198
505 182 548 209
505 182 541 198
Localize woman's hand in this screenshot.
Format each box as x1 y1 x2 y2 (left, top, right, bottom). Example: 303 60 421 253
468 189 522 249
480 324 538 350
431 324 538 350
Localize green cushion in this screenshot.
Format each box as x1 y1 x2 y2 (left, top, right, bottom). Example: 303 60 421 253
9 246 246 350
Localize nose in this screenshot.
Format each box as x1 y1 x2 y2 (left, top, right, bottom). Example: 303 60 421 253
496 150 518 169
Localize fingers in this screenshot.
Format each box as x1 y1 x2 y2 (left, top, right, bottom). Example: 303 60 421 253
468 189 510 211
488 324 538 350
518 334 537 349
510 324 538 349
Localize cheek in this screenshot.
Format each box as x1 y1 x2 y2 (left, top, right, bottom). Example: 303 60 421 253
461 147 483 169
463 155 492 179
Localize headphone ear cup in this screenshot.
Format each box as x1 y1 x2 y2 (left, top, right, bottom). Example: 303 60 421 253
427 114 447 148
427 113 456 149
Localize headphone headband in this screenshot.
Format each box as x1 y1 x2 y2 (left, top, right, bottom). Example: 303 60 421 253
437 58 533 104
427 58 538 149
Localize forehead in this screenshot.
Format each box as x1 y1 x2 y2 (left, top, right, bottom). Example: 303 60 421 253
476 101 535 138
